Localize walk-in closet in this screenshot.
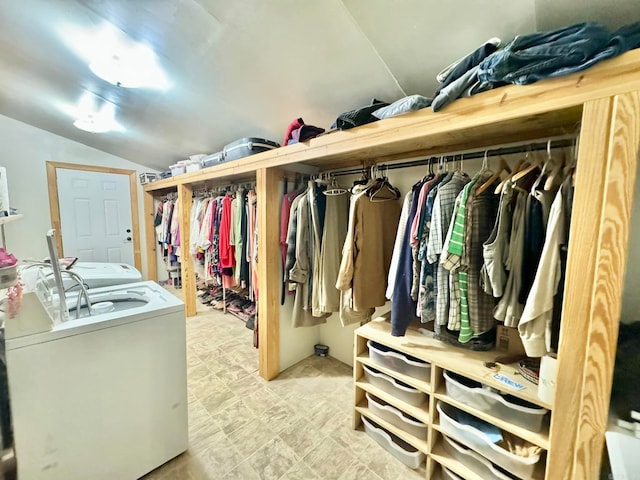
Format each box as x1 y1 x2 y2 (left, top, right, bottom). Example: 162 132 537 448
142 49 640 479
3 4 640 480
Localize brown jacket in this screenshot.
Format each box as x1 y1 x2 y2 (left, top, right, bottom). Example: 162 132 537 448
336 189 400 311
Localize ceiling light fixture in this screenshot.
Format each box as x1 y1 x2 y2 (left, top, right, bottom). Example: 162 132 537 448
62 23 170 90
72 92 123 133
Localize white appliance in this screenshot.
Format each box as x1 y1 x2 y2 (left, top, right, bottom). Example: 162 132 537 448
4 281 188 480
20 262 142 292
65 262 142 289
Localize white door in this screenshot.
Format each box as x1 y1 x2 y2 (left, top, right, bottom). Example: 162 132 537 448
56 169 134 265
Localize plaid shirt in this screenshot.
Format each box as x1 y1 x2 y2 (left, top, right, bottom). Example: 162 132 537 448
426 172 470 327
441 174 480 271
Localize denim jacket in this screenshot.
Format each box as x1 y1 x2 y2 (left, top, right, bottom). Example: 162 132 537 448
478 22 640 85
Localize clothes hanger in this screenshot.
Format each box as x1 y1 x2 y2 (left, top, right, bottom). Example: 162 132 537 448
323 175 348 196
510 146 542 184
476 155 511 195
369 164 400 202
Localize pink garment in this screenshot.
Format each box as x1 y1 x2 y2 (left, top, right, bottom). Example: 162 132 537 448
410 180 432 246
283 117 304 146
219 195 235 269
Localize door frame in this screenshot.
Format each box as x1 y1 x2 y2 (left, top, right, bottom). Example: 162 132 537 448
46 161 142 272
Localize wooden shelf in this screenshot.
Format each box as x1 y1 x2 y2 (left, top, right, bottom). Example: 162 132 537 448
356 402 430 455
430 430 546 480
356 318 551 410
355 381 430 425
0 214 22 225
144 49 640 193
433 390 550 450
430 442 487 480
356 353 432 394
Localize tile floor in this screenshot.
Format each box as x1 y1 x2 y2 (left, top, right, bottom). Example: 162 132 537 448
142 299 425 480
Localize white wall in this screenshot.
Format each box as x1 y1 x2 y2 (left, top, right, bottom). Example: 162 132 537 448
620 158 640 324
279 297 321 371
0 114 158 278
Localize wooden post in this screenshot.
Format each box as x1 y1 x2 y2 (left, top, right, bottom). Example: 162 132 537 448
143 190 158 282
178 183 196 317
548 92 640 479
256 167 281 380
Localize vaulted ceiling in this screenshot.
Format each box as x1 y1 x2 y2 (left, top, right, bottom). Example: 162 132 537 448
0 0 637 170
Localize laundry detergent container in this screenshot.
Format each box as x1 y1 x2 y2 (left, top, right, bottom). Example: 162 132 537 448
223 137 280 161
361 416 425 469
368 340 431 381
437 402 541 479
443 371 548 432
362 365 426 407
366 393 428 440
441 434 518 480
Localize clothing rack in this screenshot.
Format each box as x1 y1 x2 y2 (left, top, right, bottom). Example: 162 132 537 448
325 136 577 177
191 185 257 318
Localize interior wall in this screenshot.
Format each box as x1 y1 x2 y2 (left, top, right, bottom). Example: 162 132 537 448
620 154 640 324
0 114 159 278
279 288 321 372
535 0 640 30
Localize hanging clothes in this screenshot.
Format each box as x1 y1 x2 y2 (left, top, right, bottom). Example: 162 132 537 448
309 182 328 317
519 176 573 356
480 184 514 298
426 171 471 331
317 191 349 313
336 183 400 312
219 195 235 273
441 173 482 332
390 181 424 336
465 183 500 340
290 187 328 327
386 192 413 300
416 173 449 323
337 185 374 326
494 184 526 327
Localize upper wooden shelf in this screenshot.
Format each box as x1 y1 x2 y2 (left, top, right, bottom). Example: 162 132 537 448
144 49 640 193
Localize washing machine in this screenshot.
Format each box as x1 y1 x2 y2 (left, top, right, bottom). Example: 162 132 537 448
4 281 188 480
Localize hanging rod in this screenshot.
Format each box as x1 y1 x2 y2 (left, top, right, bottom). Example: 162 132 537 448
324 135 578 177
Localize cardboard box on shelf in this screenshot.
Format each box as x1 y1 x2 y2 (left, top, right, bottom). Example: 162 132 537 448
496 325 526 355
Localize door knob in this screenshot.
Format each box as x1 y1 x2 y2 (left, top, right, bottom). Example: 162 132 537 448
126 229 131 233
126 237 132 241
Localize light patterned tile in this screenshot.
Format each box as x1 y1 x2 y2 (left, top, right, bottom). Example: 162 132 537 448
338 460 384 480
200 385 237 415
247 436 299 480
188 400 212 431
209 399 256 435
242 386 282 415
262 402 299 433
195 431 245 475
278 416 324 458
303 437 357 480
188 363 212 382
189 419 222 454
221 460 261 480
280 461 319 480
227 418 277 459
190 373 227 401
